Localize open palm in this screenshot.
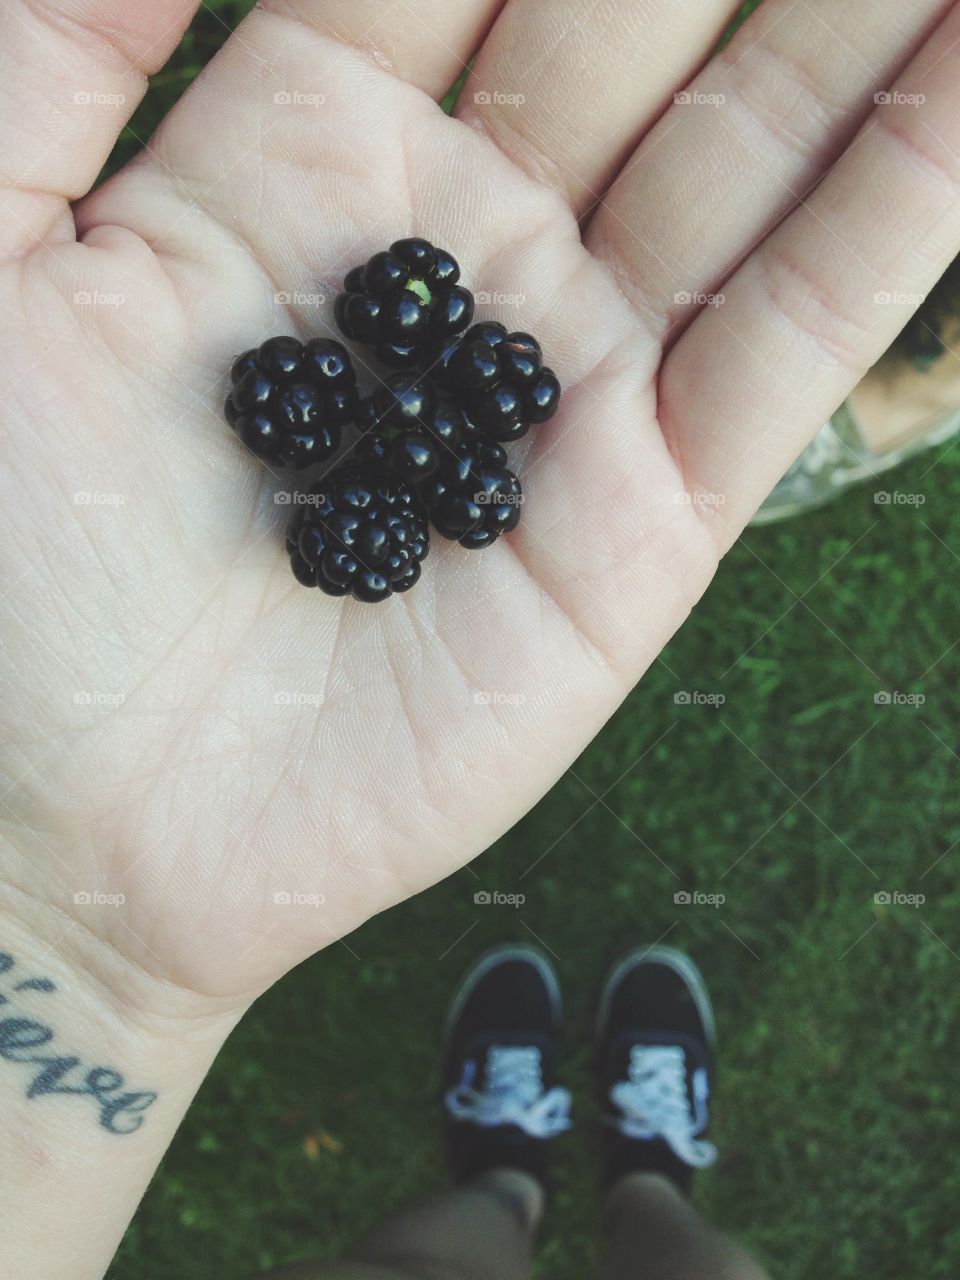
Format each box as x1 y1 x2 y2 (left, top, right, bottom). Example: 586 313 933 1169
2 0 959 1003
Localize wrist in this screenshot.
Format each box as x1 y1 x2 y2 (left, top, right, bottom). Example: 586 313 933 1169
0 879 247 1279
0 837 251 1022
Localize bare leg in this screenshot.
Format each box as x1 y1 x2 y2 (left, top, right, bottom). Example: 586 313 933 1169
262 1168 541 1280
600 1174 769 1280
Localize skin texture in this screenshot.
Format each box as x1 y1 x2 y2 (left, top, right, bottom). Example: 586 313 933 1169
1 0 960 1018
2 4 960 1277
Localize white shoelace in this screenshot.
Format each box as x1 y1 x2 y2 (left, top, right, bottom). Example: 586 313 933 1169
607 1044 717 1168
445 1044 573 1139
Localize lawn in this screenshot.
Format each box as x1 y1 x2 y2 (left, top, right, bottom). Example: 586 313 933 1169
107 5 960 1277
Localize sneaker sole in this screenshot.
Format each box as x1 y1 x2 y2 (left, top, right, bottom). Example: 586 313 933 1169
444 943 563 1049
596 945 716 1050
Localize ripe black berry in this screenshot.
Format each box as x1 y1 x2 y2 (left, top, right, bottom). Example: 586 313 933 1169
356 373 476 484
287 461 430 602
429 323 561 442
225 337 357 468
335 238 475 368
418 440 522 549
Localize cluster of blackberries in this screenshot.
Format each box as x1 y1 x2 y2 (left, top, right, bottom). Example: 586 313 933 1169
224 238 560 602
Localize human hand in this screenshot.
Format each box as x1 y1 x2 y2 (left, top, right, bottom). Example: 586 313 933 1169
2 0 959 1015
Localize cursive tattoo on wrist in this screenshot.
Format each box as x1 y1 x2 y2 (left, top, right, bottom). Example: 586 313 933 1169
0 949 158 1134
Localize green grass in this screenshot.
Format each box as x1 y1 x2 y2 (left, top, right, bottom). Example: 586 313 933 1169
106 5 960 1277
113 466 960 1280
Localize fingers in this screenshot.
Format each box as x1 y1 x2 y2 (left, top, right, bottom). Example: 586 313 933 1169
74 0 509 313
0 0 200 259
457 0 739 215
589 0 954 335
75 2 536 358
658 2 960 544
256 0 505 99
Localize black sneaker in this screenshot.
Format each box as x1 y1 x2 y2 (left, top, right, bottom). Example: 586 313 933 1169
443 945 572 1186
597 946 717 1195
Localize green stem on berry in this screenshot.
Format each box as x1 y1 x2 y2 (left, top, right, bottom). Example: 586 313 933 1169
406 278 433 307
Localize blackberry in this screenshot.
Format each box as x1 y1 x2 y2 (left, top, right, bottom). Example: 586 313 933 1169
335 238 474 368
430 322 561 443
286 461 429 602
419 439 522 550
225 336 357 468
356 372 476 484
